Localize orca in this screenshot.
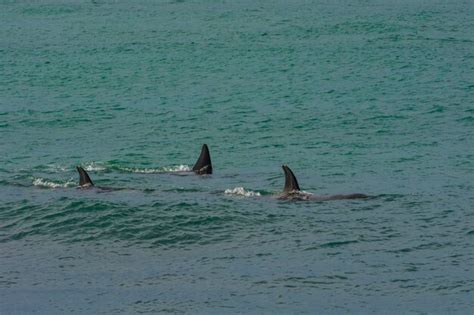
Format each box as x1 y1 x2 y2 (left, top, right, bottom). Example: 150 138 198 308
77 166 94 187
279 165 368 201
192 144 212 175
76 165 102 189
76 166 122 191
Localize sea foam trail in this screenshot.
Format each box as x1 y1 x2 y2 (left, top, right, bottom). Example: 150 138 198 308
33 178 75 188
224 187 261 197
82 162 107 171
118 165 191 173
162 165 191 172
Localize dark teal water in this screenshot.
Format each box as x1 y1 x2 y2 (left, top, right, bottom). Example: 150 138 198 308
1 1 473 313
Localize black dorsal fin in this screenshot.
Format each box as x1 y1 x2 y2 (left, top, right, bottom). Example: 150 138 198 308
282 165 300 192
192 144 212 175
76 166 94 187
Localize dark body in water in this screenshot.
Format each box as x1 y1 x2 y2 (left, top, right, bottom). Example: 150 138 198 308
192 144 212 175
278 165 368 201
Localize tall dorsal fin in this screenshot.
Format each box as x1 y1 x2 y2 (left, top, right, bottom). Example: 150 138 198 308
76 166 94 187
192 144 212 175
282 165 300 192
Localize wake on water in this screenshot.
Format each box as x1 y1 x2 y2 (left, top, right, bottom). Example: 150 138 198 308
71 162 192 173
30 164 194 188
224 187 261 197
118 165 191 173
32 177 76 188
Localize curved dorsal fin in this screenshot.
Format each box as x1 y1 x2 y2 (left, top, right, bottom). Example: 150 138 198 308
76 166 94 187
192 144 212 175
282 165 300 192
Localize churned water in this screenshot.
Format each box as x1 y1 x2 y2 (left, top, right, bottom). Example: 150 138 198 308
1 0 473 313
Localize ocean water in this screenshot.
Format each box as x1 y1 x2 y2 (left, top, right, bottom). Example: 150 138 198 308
1 0 473 313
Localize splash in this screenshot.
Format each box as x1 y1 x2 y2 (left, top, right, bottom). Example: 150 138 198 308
33 177 75 188
118 167 162 173
162 165 191 172
119 165 191 173
224 187 261 197
82 162 106 171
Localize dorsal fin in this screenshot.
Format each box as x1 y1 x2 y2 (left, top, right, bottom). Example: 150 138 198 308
192 144 212 175
282 165 300 192
76 166 94 187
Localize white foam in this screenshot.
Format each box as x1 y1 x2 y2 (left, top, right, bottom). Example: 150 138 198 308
224 187 261 197
33 177 75 188
118 167 160 173
83 162 106 171
162 165 191 172
118 165 191 173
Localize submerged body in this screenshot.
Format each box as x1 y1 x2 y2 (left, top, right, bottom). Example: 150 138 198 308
277 190 369 201
278 165 368 201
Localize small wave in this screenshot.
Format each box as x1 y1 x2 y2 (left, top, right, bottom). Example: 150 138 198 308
224 187 261 197
33 177 75 188
162 165 191 172
32 164 68 173
320 240 359 248
45 164 68 172
82 162 106 171
118 167 162 174
118 165 191 173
